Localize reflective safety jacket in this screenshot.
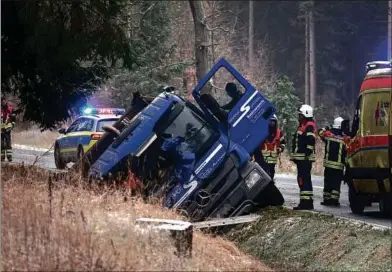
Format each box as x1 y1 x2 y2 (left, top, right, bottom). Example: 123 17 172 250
1 106 15 132
260 129 286 164
318 128 350 170
291 120 317 162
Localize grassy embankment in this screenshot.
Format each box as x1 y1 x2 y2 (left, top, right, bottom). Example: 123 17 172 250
2 164 271 271
228 206 392 272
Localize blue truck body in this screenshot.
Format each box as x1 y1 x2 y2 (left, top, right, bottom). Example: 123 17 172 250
79 58 283 221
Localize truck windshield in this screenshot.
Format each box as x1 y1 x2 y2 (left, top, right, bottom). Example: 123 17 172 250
163 104 218 157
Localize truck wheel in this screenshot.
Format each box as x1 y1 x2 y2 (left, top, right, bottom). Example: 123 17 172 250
54 144 66 169
255 182 285 208
349 185 366 214
379 196 392 216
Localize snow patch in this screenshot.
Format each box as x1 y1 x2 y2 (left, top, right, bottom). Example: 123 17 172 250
275 173 324 180
13 144 54 153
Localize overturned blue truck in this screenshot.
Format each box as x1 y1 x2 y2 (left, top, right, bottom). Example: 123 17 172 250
73 58 284 221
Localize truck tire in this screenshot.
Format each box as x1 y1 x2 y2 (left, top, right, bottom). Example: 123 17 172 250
379 196 392 217
349 185 366 214
255 182 285 208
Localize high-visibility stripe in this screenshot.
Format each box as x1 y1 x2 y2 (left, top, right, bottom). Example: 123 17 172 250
337 142 343 164
60 147 78 153
306 132 316 137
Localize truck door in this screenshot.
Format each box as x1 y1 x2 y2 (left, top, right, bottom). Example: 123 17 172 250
192 58 275 155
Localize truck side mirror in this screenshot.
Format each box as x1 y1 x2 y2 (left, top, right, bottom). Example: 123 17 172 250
58 128 66 134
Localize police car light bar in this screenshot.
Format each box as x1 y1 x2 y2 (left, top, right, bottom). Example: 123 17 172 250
82 107 126 116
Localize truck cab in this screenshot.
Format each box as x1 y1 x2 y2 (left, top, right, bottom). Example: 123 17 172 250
75 58 283 221
345 60 392 216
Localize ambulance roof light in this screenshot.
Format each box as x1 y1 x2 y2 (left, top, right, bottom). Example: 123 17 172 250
365 61 392 72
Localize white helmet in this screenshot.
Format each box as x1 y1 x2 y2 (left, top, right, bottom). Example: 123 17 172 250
332 117 344 129
298 104 313 118
271 114 278 121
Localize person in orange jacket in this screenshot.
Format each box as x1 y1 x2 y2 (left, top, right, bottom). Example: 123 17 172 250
259 114 286 180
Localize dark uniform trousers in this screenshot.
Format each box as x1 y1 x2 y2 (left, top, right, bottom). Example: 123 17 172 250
296 160 313 202
267 164 276 180
323 167 344 202
1 130 12 161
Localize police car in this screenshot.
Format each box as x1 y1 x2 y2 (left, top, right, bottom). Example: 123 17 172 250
54 107 125 169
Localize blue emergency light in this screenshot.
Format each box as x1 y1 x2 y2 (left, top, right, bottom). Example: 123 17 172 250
82 107 125 116
83 108 93 114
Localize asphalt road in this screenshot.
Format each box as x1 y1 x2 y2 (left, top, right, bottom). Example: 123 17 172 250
6 147 392 229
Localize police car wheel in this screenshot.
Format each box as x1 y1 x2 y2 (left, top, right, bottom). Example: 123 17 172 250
77 146 84 161
54 145 66 169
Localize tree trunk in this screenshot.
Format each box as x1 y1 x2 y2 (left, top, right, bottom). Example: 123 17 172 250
309 1 316 108
189 1 210 94
305 9 310 105
388 0 392 60
248 0 254 74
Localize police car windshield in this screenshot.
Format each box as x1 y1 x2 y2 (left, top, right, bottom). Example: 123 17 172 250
163 105 218 155
96 119 118 132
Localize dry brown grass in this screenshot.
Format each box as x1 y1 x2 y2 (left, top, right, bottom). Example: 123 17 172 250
1 164 271 271
12 127 59 149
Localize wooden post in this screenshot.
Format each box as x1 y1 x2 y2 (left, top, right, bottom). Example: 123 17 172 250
309 1 316 108
305 9 310 105
388 0 392 60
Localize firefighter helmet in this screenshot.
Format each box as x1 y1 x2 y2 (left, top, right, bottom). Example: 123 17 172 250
332 117 344 129
298 104 313 118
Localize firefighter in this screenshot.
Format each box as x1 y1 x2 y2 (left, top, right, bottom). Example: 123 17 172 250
259 114 286 180
291 104 317 210
1 98 16 162
318 117 350 206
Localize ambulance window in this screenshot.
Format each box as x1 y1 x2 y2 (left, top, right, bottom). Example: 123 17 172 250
361 91 390 136
351 96 361 136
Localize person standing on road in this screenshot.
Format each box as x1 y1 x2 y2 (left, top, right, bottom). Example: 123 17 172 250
291 104 317 210
1 98 16 162
318 117 350 206
259 114 286 180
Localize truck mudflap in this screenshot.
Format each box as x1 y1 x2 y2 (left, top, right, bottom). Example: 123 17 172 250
177 154 275 222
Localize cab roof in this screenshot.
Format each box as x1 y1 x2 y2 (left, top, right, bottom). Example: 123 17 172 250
361 61 392 92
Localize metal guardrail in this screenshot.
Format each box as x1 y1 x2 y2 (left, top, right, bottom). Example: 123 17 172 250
136 214 262 258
